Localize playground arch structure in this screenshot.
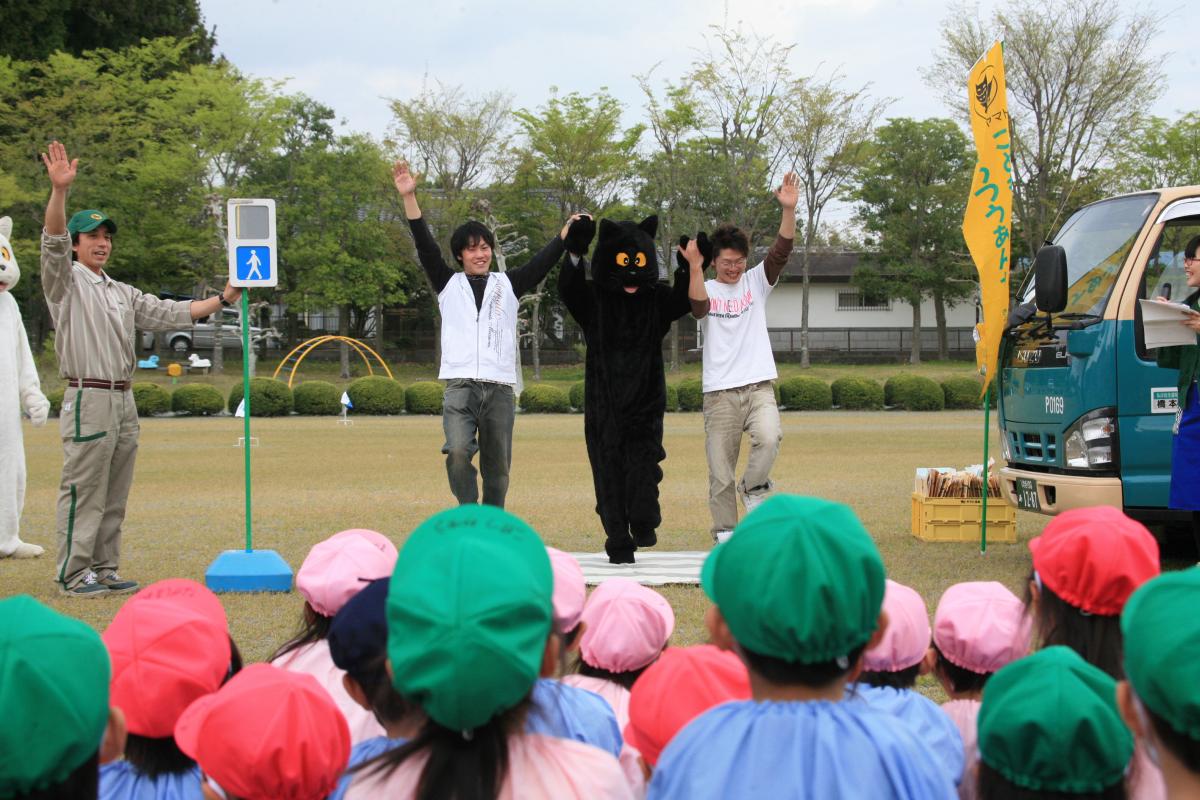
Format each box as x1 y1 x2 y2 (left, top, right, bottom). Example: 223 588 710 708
272 336 394 388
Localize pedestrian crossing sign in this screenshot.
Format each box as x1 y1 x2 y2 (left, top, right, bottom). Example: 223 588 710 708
227 199 277 287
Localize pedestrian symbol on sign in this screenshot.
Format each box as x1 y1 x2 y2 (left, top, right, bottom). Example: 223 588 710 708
236 245 271 282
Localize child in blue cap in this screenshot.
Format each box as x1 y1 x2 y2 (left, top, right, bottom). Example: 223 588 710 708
647 495 955 799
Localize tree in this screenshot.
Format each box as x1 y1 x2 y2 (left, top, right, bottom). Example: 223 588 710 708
513 89 643 378
782 72 890 367
1107 113 1200 192
924 0 1163 260
0 0 214 63
852 118 975 363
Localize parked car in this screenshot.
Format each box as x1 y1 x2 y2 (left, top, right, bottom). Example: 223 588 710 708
141 308 281 353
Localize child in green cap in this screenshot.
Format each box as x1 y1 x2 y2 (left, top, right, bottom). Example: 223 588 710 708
1118 568 1200 800
344 504 632 799
0 595 127 799
647 494 956 799
977 646 1133 799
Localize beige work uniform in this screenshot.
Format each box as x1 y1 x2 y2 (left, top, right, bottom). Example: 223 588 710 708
41 231 192 588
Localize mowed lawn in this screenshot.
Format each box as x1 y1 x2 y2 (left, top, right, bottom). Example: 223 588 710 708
3 410 1041 667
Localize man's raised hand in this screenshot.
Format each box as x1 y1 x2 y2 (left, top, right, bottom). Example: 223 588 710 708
41 141 78 191
775 171 799 210
392 160 417 197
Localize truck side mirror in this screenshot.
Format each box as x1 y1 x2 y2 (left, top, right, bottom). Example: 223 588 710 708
1034 245 1068 313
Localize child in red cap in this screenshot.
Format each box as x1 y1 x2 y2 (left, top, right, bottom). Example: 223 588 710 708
175 663 350 800
100 579 241 800
271 529 397 745
1025 505 1164 799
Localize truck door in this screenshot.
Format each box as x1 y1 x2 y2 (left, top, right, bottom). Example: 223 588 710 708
1116 201 1200 509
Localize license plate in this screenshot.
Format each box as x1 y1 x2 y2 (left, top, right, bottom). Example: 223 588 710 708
1015 478 1041 512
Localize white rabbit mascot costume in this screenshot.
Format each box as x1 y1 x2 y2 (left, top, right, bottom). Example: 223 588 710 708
0 216 50 558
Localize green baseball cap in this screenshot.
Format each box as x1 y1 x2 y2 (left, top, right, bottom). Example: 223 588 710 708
1122 568 1200 739
0 595 111 796
386 505 553 731
67 209 116 236
978 646 1132 793
701 494 886 664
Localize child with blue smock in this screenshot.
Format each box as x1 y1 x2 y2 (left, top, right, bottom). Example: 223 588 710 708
647 495 956 799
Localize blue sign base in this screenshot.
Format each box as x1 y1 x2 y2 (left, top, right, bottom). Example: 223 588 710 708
205 549 293 593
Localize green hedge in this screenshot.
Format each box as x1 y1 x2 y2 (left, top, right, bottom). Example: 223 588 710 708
347 376 405 415
889 375 945 411
569 380 585 411
676 378 703 411
293 381 341 415
406 381 444 414
228 378 293 417
884 374 922 407
942 377 986 410
520 384 570 413
665 383 679 412
132 382 171 416
832 377 884 410
778 376 832 411
171 384 224 416
48 387 66 417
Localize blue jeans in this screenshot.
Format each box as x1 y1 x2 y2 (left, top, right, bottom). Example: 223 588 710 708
442 379 515 507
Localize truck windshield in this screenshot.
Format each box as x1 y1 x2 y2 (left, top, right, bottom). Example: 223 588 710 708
1021 193 1159 317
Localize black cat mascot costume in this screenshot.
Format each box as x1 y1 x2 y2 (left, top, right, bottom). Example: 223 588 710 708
559 215 709 563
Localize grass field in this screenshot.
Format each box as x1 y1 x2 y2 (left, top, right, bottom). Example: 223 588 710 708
4 408 1042 677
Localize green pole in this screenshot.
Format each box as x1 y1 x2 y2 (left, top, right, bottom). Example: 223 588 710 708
241 292 253 553
981 384 991 554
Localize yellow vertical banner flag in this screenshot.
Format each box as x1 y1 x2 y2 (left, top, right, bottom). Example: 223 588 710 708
962 41 1013 388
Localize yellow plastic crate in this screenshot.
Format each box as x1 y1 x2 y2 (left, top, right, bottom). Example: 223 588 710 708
910 492 1017 543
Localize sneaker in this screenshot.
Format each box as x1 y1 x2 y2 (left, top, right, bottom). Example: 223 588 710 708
714 530 734 544
97 573 139 593
739 480 775 514
60 571 110 598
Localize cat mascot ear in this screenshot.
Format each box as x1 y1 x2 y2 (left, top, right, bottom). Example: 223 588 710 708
637 215 658 239
564 214 596 256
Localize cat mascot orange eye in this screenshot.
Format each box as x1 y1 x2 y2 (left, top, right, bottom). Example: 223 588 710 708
616 253 631 267
634 253 647 267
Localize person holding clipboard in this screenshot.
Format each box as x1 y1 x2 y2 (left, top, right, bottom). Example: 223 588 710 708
1152 235 1200 553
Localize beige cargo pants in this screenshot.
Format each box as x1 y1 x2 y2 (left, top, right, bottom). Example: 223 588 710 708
55 387 139 589
703 381 782 536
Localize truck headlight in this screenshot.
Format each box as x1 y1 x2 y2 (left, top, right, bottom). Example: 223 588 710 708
1063 408 1117 469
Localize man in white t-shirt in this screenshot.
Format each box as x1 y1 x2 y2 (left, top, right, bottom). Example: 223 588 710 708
680 172 797 543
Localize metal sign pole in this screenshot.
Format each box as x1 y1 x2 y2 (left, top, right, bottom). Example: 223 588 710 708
242 292 253 553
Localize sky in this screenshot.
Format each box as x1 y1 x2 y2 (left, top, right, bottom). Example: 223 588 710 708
199 0 1199 228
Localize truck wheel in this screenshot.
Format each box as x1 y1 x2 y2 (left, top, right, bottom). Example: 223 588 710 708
170 336 190 353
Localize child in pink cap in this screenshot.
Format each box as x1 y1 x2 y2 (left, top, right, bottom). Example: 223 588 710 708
851 579 964 788
547 547 586 649
563 577 675 731
100 579 242 800
929 581 1030 800
271 529 397 745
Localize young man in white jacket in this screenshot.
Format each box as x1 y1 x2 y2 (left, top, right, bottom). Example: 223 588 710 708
683 173 798 543
393 161 581 508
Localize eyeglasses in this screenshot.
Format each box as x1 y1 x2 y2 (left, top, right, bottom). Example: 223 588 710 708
716 258 748 269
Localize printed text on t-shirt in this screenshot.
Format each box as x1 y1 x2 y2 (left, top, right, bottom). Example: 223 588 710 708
709 289 754 318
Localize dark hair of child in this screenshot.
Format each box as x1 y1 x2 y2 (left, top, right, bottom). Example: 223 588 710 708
269 602 332 663
350 652 413 727
1143 703 1200 774
977 761 1125 800
357 696 533 800
740 643 868 688
859 663 922 690
450 221 496 264
709 225 750 258
930 643 991 695
13 752 99 800
1024 570 1124 679
577 660 651 692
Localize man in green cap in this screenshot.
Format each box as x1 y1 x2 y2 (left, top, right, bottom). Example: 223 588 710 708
647 494 956 799
0 595 127 798
1118 568 1200 798
40 141 243 597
